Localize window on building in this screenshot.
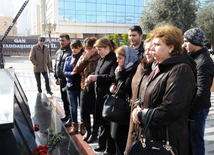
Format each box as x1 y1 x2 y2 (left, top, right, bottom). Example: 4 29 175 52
126 0 134 5
106 0 115 4
76 0 85 2
58 0 143 24
97 4 106 11
107 16 115 23
76 15 86 22
4 21 7 26
97 16 106 23
117 0 125 5
97 0 106 3
76 3 85 10
86 15 96 23
65 2 75 10
86 3 97 10
59 2 65 9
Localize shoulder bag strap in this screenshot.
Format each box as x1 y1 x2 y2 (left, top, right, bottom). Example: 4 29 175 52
114 81 124 95
142 108 156 138
137 75 144 98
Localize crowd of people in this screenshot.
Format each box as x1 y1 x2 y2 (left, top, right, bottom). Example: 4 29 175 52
29 24 214 155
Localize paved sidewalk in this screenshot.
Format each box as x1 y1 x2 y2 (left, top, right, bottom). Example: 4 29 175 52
4 56 214 155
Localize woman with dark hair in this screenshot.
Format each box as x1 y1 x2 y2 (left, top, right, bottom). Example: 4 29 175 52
129 25 196 155
63 39 84 134
75 37 100 142
109 45 138 155
86 38 118 155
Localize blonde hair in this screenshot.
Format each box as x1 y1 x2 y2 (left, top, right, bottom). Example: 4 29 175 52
150 24 183 56
94 38 117 52
115 46 125 57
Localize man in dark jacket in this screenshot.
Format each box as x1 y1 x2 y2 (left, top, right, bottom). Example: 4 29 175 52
128 25 144 63
29 37 52 95
54 33 72 122
183 28 214 155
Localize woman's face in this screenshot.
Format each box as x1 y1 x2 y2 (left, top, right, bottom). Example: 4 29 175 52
96 46 110 58
144 42 154 62
85 46 96 54
71 46 82 55
151 37 173 63
116 53 125 67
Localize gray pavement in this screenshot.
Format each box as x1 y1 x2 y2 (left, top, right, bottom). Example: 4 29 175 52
4 56 214 155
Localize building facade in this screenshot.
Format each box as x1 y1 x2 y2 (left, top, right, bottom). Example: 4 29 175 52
41 0 149 38
0 16 17 37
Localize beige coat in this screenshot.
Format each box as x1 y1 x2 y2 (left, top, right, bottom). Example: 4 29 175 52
29 43 50 72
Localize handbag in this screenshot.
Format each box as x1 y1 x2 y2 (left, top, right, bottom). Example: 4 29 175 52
127 109 178 155
102 81 130 125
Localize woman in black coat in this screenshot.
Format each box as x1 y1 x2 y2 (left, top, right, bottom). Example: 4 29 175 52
109 45 138 155
86 38 118 155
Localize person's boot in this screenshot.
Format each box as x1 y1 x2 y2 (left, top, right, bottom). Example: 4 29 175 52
83 120 91 141
69 122 78 135
87 122 99 143
64 118 72 127
61 111 70 122
79 122 86 135
94 126 106 152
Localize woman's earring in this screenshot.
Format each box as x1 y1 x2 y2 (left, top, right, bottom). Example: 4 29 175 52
169 50 172 54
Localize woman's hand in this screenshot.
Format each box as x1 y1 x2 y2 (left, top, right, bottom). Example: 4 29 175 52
132 106 141 124
85 52 92 59
55 79 60 85
110 85 116 93
85 75 97 84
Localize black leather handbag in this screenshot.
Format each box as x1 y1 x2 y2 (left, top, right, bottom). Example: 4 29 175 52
127 109 178 155
102 81 130 125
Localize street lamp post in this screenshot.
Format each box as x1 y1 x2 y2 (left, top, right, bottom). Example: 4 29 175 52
42 22 57 72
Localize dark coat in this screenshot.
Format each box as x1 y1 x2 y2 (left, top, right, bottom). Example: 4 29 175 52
29 44 50 72
134 41 144 64
188 47 214 120
110 61 138 140
126 54 196 155
54 44 72 81
94 51 118 125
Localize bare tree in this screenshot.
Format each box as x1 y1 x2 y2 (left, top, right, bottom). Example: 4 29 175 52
196 5 214 47
140 0 197 34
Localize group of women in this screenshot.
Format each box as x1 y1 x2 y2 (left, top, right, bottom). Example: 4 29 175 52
62 24 196 155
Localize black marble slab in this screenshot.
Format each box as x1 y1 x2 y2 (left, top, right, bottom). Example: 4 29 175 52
29 93 81 155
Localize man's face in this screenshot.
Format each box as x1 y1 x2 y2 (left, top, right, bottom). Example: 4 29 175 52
59 37 70 48
128 30 143 47
38 40 45 46
183 38 196 53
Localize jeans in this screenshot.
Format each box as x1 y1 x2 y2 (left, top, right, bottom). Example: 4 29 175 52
67 90 80 124
189 109 209 155
34 72 51 92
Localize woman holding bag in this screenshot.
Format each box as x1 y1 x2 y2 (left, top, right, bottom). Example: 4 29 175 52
86 38 118 154
109 45 138 155
130 25 196 155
